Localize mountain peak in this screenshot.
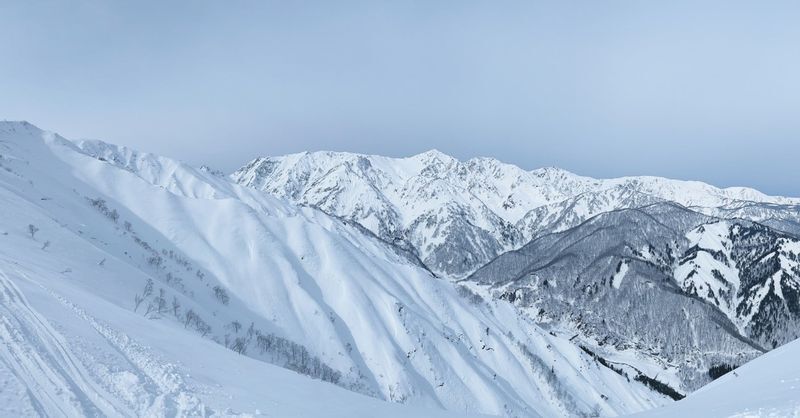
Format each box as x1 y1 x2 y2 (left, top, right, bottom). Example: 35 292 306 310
0 120 44 137
530 166 577 178
411 149 454 161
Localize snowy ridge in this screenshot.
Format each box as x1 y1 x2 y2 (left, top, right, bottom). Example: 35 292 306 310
232 150 799 277
633 337 800 417
466 202 800 396
0 122 671 416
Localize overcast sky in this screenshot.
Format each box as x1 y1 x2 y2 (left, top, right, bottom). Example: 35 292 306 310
1 1 798 195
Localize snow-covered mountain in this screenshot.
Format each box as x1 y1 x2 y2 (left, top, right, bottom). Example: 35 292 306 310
675 220 800 348
232 150 800 277
0 122 680 416
3 121 799 417
467 203 800 395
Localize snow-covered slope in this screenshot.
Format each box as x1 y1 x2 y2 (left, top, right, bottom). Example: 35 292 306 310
0 122 673 416
468 202 800 397
675 220 800 348
632 337 800 417
0 264 474 418
232 151 800 277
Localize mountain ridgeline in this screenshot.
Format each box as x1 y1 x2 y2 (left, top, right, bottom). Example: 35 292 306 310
232 150 800 278
468 203 800 391
234 149 800 396
2 121 799 417
1 122 678 416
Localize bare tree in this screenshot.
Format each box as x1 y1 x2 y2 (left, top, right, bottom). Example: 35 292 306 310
171 296 181 317
134 294 144 312
212 285 230 305
155 288 167 315
197 320 211 336
184 309 197 328
27 224 39 239
183 309 211 336
144 289 167 318
41 240 50 250
143 278 154 298
228 320 242 333
135 278 154 314
232 337 247 354
144 300 157 317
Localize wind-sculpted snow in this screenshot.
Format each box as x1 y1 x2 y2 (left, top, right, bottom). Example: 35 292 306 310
0 122 673 416
232 150 800 277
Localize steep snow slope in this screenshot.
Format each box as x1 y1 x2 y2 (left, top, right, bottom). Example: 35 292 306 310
631 337 800 417
0 122 671 416
232 151 800 277
0 263 474 418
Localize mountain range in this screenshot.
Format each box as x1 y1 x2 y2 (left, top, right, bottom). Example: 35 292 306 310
232 150 800 278
1 121 799 417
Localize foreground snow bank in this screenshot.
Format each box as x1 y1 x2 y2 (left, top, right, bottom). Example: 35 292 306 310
630 337 800 417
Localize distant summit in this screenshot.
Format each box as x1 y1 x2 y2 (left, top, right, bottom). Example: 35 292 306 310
233 148 800 277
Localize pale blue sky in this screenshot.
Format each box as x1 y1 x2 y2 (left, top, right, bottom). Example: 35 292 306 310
1 1 798 195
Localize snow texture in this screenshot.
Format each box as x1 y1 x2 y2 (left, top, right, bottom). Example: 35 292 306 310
232 150 800 277
0 122 669 416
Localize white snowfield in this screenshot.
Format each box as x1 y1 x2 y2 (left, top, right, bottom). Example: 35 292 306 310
0 121 672 417
632 337 800 417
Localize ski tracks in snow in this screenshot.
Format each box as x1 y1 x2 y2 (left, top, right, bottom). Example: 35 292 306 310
0 265 214 417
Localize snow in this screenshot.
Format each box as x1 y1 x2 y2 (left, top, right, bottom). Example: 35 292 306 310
0 121 671 416
674 220 800 332
232 149 800 278
4 121 797 417
631 337 800 418
611 262 629 289
0 264 473 418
